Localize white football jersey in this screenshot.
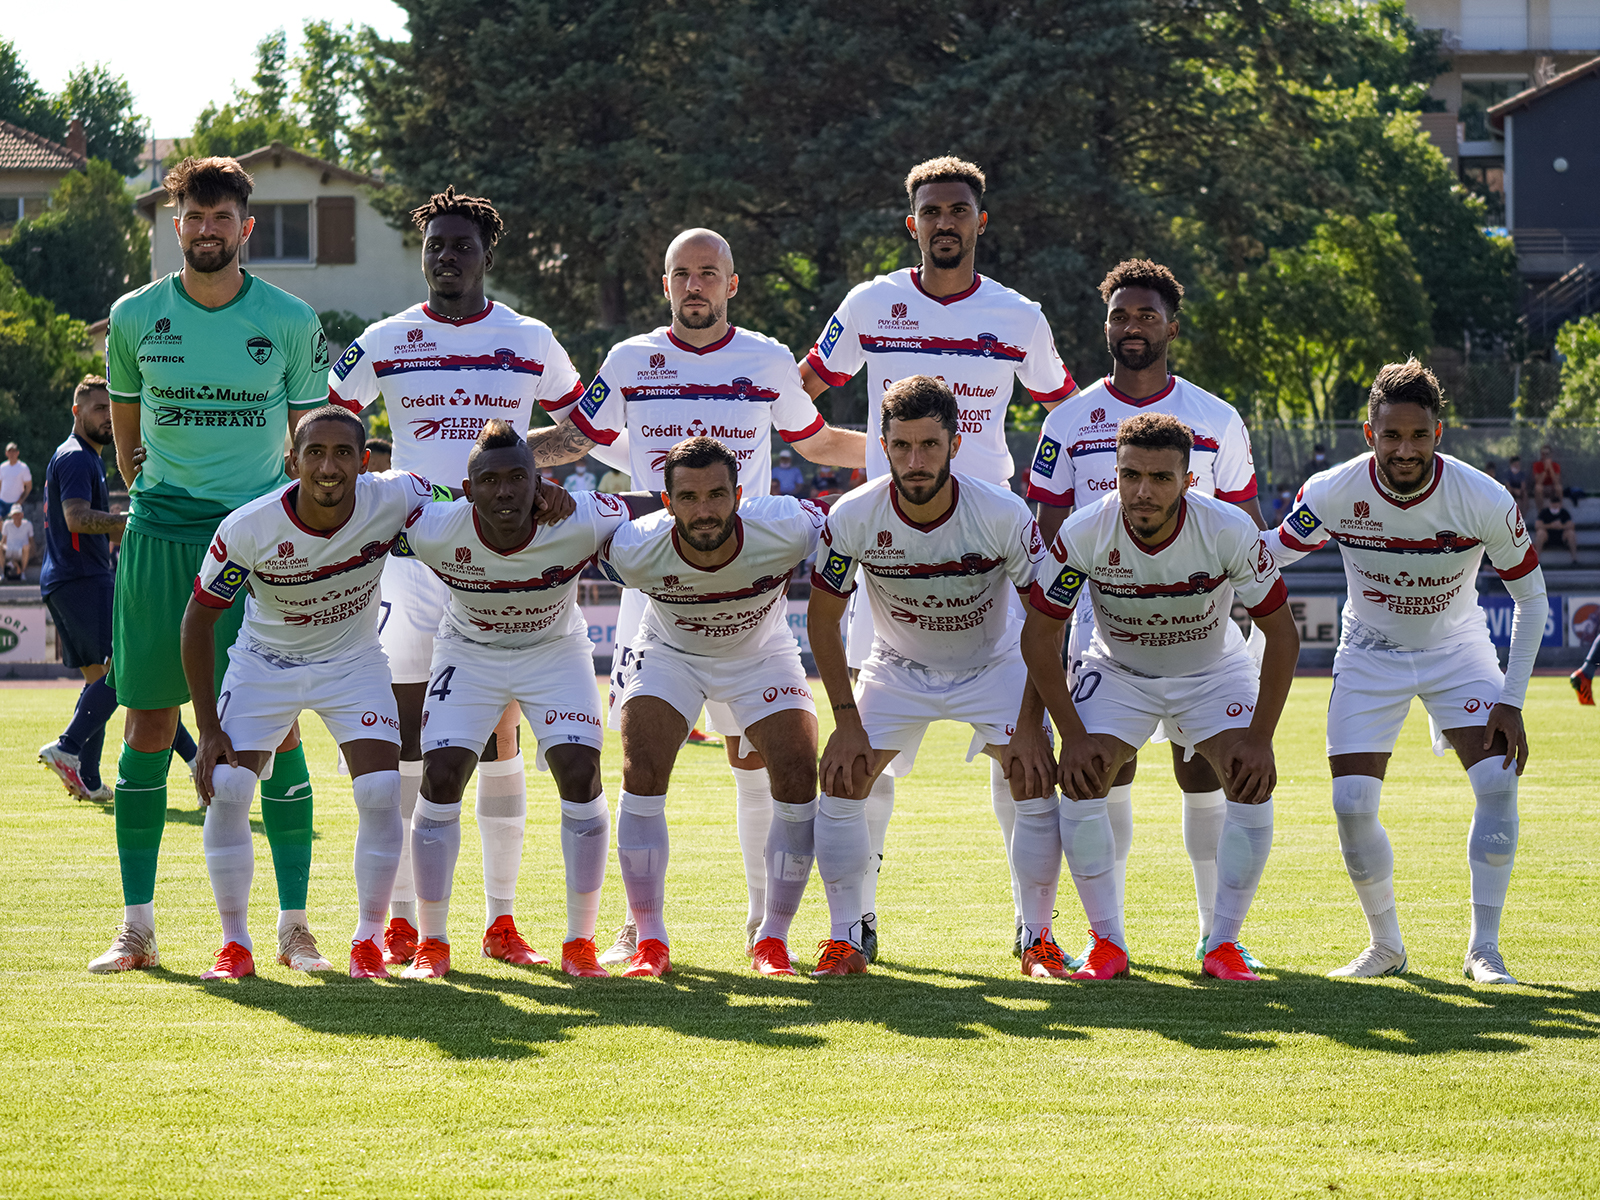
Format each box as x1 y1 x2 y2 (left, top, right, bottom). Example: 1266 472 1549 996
804 268 1075 482
394 490 630 649
814 475 1045 671
1268 453 1540 650
571 326 826 494
1031 490 1286 677
195 470 436 663
599 495 825 657
325 301 584 482
1026 374 1257 510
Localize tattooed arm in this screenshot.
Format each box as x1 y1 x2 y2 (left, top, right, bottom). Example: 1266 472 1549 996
63 497 128 537
526 416 597 468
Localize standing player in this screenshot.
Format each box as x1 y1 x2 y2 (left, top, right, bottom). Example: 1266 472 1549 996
808 377 1063 978
597 437 827 978
1025 259 1264 967
1265 361 1545 983
327 187 584 967
799 156 1077 960
1021 413 1298 981
91 157 329 975
182 408 432 978
528 228 864 962
396 421 657 979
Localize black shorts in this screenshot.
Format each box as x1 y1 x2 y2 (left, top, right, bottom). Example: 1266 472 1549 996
44 575 114 669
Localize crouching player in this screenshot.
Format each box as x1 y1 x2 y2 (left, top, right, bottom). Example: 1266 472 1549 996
182 407 436 978
597 437 827 979
395 420 653 979
808 375 1064 979
1021 412 1298 982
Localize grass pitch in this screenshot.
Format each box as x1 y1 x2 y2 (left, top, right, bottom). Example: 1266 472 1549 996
1 677 1597 1198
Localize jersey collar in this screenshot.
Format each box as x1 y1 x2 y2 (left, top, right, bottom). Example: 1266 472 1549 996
890 475 960 532
1103 375 1177 407
1123 496 1187 555
910 267 981 306
666 325 737 355
472 507 538 555
280 485 355 539
672 515 744 570
423 301 494 326
172 269 255 313
1369 455 1444 509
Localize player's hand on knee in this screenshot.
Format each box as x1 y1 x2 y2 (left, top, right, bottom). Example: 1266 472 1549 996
194 727 240 806
1002 724 1055 800
1482 704 1528 774
1056 739 1107 802
820 725 874 800
1220 732 1275 805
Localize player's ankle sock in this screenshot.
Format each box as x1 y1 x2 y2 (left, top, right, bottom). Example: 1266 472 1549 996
1105 783 1133 912
124 901 154 932
617 791 670 945
1182 789 1226 938
475 753 527 926
1208 800 1274 952
390 759 423 924
817 792 869 946
412 798 461 943
1582 633 1600 678
59 675 118 757
260 745 313 912
732 767 774 928
114 743 171 909
204 764 259 951
1332 775 1403 951
1011 791 1063 946
756 797 818 944
860 773 893 923
989 756 1023 923
1059 794 1122 947
560 794 609 941
277 908 308 934
351 770 403 944
79 726 106 791
169 721 198 766
1466 759 1518 934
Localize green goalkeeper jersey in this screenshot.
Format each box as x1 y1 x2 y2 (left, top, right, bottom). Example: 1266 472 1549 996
107 270 329 542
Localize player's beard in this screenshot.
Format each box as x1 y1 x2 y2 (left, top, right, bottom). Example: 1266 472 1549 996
674 298 725 330
926 231 970 271
182 233 241 274
307 479 349 509
1109 332 1165 371
891 456 952 508
677 510 736 553
1374 450 1433 496
1124 491 1182 539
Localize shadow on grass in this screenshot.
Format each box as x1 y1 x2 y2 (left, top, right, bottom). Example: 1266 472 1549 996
164 953 1600 1062
76 800 328 838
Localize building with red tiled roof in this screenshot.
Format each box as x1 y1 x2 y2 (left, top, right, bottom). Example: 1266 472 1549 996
0 119 87 237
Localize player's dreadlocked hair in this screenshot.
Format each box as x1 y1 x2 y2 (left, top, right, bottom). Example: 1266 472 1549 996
664 437 739 492
1099 259 1184 317
1367 358 1446 423
409 185 505 248
904 156 986 209
292 405 367 452
1117 412 1194 468
882 375 959 439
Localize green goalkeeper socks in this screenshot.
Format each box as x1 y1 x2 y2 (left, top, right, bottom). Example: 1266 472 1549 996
114 744 172 906
261 743 314 911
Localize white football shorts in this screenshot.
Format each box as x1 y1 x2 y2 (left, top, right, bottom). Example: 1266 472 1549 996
218 641 400 753
1071 646 1260 761
618 638 814 738
1327 631 1504 758
378 554 450 684
607 587 649 731
421 632 603 766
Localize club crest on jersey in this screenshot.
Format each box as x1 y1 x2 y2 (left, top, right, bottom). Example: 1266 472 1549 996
276 540 294 559
820 550 852 591
1091 408 1106 423
246 336 274 365
208 562 249 602
580 378 609 418
892 303 908 319
650 353 666 369
455 546 472 564
877 530 893 548
408 329 425 344
820 316 844 357
333 341 364 381
1354 501 1371 519
1108 549 1121 566
1032 436 1061 478
663 574 681 589
977 332 999 357
1045 563 1086 609
1287 506 1320 538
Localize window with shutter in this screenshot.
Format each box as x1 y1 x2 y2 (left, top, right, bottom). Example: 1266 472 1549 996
317 196 356 264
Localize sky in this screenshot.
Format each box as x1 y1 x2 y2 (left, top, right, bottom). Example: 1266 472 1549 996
1 1 411 139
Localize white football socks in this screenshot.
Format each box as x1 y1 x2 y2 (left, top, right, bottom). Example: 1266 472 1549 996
616 791 670 945
1466 757 1519 950
411 797 461 944
989 756 1023 922
860 773 894 922
1332 774 1402 952
124 901 154 933
1182 789 1226 939
732 766 773 928
1105 783 1133 912
1059 794 1123 948
351 770 403 944
755 797 818 945
390 759 423 925
1208 799 1274 951
560 794 610 942
203 763 259 951
1010 791 1063 946
476 753 526 927
817 792 869 947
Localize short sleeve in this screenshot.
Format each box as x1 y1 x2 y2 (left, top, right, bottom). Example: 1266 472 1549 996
536 331 585 417
106 309 141 401
1028 531 1088 619
1025 416 1074 508
810 518 861 597
285 310 331 410
1274 478 1331 554
1016 309 1075 404
1006 510 1048 592
1213 408 1258 503
327 329 380 414
585 490 630 547
570 354 625 446
772 356 827 443
1484 490 1540 582
55 452 97 504
596 518 644 585
194 522 253 609
1227 523 1288 617
804 292 865 388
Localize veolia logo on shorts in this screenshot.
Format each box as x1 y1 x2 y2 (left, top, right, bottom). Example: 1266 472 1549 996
763 685 811 703
361 712 378 726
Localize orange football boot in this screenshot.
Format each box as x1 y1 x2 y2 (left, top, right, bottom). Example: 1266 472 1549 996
561 937 609 978
1021 928 1072 979
750 937 796 976
482 915 550 965
622 938 672 977
811 939 867 976
400 937 451 979
382 917 418 965
1068 930 1129 980
349 937 389 979
1203 941 1261 981
1571 670 1594 706
200 942 256 980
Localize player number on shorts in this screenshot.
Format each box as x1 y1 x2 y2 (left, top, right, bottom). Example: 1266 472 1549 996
217 690 233 721
377 600 391 633
1072 670 1102 704
428 666 456 702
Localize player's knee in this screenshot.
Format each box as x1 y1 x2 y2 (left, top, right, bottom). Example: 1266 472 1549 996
351 770 402 812
421 753 473 806
209 763 258 808
769 757 819 805
547 745 603 802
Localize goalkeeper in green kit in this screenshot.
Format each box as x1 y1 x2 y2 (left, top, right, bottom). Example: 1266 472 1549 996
90 157 333 975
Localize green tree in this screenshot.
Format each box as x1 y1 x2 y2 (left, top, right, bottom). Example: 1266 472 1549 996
0 160 151 322
55 64 147 175
0 38 66 141
0 262 97 475
1549 315 1600 422
296 22 375 168
171 29 312 162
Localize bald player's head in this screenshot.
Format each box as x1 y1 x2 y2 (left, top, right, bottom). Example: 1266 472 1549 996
665 227 734 274
663 228 739 333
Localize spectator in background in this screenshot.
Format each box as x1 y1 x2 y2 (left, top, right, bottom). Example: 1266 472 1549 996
364 437 393 474
2 506 32 578
1304 442 1329 483
0 442 31 517
598 465 631 493
770 448 807 496
1483 459 1499 484
1271 483 1295 525
1532 444 1562 499
566 456 598 491
1535 488 1579 566
812 464 840 496
1505 455 1529 506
